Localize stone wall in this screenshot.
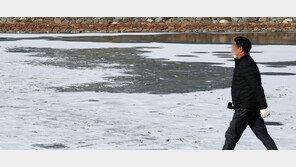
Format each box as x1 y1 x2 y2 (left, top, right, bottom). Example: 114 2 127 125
0 17 295 33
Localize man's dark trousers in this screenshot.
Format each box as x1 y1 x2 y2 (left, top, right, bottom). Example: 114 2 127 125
222 108 278 150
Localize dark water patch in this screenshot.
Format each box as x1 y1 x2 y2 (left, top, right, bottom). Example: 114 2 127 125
257 61 296 68
5 32 296 45
175 54 199 58
6 47 159 70
88 99 100 102
250 51 263 53
32 143 68 149
213 53 232 58
0 37 12 41
212 51 232 54
261 72 296 76
78 144 95 148
264 65 287 68
144 148 168 150
6 47 42 53
152 58 170 61
265 122 284 126
213 53 231 56
7 46 233 94
133 46 163 49
191 51 210 54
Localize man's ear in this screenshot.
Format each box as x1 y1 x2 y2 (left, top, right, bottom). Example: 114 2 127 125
239 46 243 53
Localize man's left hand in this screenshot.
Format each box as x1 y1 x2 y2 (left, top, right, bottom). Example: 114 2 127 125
260 108 270 118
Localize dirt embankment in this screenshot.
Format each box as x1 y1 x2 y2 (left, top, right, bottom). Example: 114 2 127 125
0 17 295 33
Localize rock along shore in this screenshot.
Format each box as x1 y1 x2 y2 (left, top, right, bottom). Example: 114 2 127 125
0 17 296 33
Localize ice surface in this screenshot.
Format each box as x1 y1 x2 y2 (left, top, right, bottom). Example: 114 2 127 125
0 33 295 150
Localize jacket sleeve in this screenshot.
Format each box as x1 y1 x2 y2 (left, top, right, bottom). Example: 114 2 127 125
240 62 268 109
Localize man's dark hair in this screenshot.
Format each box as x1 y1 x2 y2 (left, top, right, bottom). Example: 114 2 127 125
234 36 252 54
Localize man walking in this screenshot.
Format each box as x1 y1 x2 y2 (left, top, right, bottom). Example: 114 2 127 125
222 36 278 150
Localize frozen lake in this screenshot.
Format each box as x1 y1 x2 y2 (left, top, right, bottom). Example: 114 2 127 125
0 32 295 149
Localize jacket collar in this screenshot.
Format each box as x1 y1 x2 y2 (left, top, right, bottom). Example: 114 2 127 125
235 52 249 66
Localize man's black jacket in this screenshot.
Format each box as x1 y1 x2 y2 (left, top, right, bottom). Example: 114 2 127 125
231 53 268 110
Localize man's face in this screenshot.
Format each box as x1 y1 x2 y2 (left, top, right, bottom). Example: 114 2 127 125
232 42 243 58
